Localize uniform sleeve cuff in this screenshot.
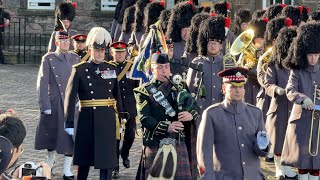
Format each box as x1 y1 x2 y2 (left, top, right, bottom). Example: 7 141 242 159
153 121 169 136
190 110 199 122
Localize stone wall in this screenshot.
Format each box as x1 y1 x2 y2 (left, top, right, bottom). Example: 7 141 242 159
3 0 115 34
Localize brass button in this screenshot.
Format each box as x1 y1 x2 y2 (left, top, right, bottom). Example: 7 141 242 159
56 75 58 78
238 126 242 130
89 83 92 86
87 76 90 79
85 69 88 72
90 91 94 94
93 107 96 109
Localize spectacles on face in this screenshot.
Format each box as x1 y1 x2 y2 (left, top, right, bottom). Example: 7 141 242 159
207 41 221 47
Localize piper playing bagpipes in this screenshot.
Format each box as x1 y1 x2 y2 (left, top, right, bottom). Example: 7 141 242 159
134 53 200 180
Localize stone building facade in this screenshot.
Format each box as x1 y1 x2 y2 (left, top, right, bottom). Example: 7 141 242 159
2 0 319 35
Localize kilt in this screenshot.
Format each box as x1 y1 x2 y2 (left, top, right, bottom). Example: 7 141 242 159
139 142 192 180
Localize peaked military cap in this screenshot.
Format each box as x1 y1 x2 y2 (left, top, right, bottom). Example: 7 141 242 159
218 67 249 87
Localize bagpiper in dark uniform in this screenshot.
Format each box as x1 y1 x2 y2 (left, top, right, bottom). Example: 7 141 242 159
64 27 123 180
197 67 270 180
0 0 10 64
186 15 226 115
70 34 89 62
134 53 200 180
234 8 251 36
109 41 140 178
119 6 135 43
35 30 80 180
184 13 210 70
281 21 320 180
48 2 78 52
213 1 235 55
265 26 297 179
128 0 150 46
166 1 196 75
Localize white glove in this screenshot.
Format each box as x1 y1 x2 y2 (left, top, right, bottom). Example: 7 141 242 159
65 128 74 136
275 87 285 96
257 131 270 150
76 101 80 108
302 98 313 109
43 110 52 115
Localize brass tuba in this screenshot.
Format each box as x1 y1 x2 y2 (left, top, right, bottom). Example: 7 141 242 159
258 47 273 73
230 29 257 69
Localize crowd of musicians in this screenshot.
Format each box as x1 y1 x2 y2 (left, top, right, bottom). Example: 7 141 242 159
32 0 320 179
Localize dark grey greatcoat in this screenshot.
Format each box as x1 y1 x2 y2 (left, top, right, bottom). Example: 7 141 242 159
64 60 123 169
35 51 80 155
48 29 78 52
264 65 292 154
197 99 268 180
119 31 132 43
129 30 145 46
186 55 224 116
282 64 320 169
256 58 271 122
173 40 186 60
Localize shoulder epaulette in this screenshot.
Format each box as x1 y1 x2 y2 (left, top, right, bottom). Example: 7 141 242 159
73 61 86 68
206 102 221 110
134 86 150 96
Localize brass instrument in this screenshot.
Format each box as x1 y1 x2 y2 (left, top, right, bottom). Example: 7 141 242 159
309 85 320 156
230 29 257 69
223 34 238 70
258 47 273 73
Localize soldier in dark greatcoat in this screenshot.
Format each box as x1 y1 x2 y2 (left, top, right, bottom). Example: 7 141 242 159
70 34 89 62
184 13 210 68
197 67 270 180
109 41 140 178
111 0 123 40
48 2 78 52
281 21 320 180
129 0 150 45
166 1 196 75
119 6 135 43
234 8 251 36
114 0 136 42
264 4 286 20
186 15 226 116
64 27 123 180
35 30 80 180
139 1 164 48
213 1 235 55
264 26 297 179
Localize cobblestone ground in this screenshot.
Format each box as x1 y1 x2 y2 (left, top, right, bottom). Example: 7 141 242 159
0 64 296 180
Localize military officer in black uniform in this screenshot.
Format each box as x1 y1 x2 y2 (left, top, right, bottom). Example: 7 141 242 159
70 34 89 62
109 41 140 178
64 27 123 180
